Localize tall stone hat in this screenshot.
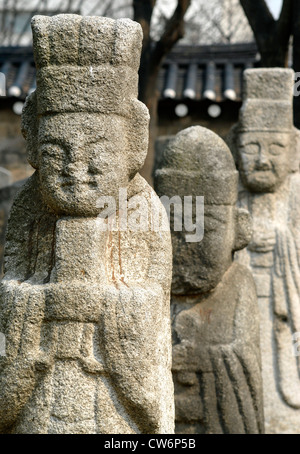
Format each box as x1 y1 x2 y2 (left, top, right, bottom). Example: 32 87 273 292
31 14 143 117
239 68 294 132
22 14 150 171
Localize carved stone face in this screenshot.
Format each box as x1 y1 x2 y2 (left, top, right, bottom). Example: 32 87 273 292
237 131 290 193
195 205 236 292
38 113 130 216
172 205 236 294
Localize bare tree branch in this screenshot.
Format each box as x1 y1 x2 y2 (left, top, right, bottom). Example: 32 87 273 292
240 0 274 35
133 0 156 50
14 0 49 46
154 4 168 23
241 0 292 37
77 0 86 12
231 10 249 40
87 0 110 17
15 11 34 45
199 4 229 43
151 0 191 68
7 0 20 45
240 0 292 66
277 0 293 36
0 0 10 44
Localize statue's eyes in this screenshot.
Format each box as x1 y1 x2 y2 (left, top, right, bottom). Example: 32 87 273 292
239 143 259 155
269 144 284 156
39 143 65 158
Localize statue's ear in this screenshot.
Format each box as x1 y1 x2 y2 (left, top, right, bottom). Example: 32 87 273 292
127 99 150 178
21 90 39 169
234 207 252 251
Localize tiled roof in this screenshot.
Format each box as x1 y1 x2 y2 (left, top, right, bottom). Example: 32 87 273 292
0 47 35 98
0 43 258 103
158 43 258 102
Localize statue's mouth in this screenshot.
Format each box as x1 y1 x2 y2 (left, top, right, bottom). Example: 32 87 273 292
248 170 274 179
254 169 273 175
60 179 90 187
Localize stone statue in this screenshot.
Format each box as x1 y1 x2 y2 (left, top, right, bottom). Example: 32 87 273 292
0 14 174 434
228 68 300 434
154 126 264 434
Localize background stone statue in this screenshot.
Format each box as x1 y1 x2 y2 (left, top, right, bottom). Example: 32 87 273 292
154 126 264 434
229 68 300 434
0 14 174 434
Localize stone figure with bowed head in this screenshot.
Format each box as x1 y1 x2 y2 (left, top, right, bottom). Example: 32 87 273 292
228 68 300 434
154 126 264 434
0 15 174 434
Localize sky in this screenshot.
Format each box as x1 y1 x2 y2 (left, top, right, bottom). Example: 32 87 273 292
0 0 284 20
154 0 284 22
266 0 283 19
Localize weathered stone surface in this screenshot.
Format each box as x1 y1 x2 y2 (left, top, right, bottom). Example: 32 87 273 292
0 179 26 277
153 136 173 180
0 14 174 434
154 126 264 434
229 68 300 434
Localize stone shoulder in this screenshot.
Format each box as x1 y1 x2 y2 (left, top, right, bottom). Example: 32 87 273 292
289 172 300 205
8 172 46 217
230 262 260 345
131 173 171 229
230 261 257 292
131 173 163 201
287 173 300 228
230 262 258 310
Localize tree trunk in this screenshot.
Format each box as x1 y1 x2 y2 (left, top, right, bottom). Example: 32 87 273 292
240 0 292 67
258 35 290 67
139 61 161 185
135 0 191 185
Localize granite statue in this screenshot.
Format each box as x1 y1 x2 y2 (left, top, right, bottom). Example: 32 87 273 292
155 126 264 434
0 14 174 434
229 68 300 434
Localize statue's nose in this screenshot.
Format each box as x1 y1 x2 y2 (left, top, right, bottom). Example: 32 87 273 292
68 146 82 161
63 161 81 177
256 146 271 169
62 147 84 175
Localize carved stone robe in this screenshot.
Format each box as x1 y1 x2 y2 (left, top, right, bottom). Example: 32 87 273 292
236 173 300 433
172 262 264 434
0 172 174 434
